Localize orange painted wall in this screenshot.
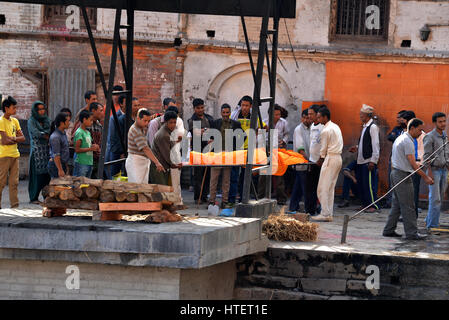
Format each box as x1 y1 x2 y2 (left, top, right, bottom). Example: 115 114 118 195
325 61 449 195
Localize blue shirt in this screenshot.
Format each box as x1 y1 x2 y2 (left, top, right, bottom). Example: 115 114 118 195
49 128 70 163
107 109 125 154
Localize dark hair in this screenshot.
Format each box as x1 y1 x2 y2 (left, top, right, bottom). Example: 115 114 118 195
432 112 446 123
118 94 127 105
2 96 17 112
163 98 176 106
89 102 102 113
309 104 320 113
318 106 331 120
221 103 231 111
50 112 70 135
60 108 72 117
408 118 423 131
166 106 178 115
280 106 288 119
274 104 282 112
398 109 407 116
302 109 308 117
138 108 151 119
239 95 253 106
193 98 204 108
402 111 416 122
84 90 96 101
112 85 123 94
164 111 178 122
79 110 92 123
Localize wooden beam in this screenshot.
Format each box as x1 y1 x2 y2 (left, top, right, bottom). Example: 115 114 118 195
99 202 162 211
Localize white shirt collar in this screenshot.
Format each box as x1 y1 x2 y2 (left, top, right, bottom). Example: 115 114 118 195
363 118 373 128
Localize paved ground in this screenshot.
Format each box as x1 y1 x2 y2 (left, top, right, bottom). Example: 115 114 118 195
2 180 449 261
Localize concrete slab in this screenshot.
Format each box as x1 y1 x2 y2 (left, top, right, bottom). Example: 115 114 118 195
0 210 268 269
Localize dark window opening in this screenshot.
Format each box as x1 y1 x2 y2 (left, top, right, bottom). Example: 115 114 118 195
42 5 97 30
330 0 389 41
401 40 411 48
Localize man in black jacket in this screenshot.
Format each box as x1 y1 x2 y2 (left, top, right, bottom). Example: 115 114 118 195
188 98 215 203
209 104 243 208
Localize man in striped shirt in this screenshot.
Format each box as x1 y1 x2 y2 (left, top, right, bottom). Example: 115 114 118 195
125 109 164 184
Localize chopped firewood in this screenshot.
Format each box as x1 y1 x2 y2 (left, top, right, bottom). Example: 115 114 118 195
114 191 128 202
59 188 78 201
85 185 100 199
41 185 50 198
44 197 99 210
99 190 115 203
144 210 182 223
126 193 138 202
73 186 84 199
137 193 149 203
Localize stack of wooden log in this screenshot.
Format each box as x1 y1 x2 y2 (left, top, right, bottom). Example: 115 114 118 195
42 176 183 223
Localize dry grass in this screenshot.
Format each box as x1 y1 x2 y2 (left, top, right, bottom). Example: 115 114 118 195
262 212 319 242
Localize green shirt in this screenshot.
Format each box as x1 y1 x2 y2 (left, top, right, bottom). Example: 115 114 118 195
74 127 93 165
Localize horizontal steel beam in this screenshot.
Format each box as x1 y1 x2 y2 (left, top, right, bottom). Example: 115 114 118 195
2 0 296 18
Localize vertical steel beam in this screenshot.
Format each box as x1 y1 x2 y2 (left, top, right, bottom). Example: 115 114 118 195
80 4 125 176
241 0 271 204
125 1 135 149
97 7 122 178
265 0 280 198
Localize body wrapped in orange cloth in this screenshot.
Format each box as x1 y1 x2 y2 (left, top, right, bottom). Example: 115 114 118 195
187 148 308 176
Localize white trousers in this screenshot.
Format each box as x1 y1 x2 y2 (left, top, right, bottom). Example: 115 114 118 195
317 154 342 217
170 167 183 205
126 153 150 184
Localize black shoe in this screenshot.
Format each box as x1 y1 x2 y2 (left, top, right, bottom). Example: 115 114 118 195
383 231 402 238
338 200 350 208
405 233 427 240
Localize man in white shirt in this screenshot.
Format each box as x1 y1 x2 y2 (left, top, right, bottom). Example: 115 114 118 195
349 104 380 213
305 105 324 216
311 106 343 222
289 108 311 212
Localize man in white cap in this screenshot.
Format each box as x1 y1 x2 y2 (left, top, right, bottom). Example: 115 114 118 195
349 104 380 213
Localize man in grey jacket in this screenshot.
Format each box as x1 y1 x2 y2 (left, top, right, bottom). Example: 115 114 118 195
423 112 449 230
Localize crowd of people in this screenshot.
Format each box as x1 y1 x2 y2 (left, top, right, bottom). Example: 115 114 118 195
0 91 448 239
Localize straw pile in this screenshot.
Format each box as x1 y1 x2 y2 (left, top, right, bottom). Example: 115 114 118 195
262 213 319 242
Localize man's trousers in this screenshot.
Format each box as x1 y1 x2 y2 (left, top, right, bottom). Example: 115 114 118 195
317 154 342 217
0 157 19 208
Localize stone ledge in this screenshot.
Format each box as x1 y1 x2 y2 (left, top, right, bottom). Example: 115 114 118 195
0 216 267 269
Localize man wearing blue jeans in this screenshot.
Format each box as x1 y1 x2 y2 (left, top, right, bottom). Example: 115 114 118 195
289 108 311 212
423 112 449 230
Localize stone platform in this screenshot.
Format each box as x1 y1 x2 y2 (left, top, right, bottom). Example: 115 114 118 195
0 206 267 300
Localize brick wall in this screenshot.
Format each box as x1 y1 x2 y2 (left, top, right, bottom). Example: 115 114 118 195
0 36 181 119
0 259 179 299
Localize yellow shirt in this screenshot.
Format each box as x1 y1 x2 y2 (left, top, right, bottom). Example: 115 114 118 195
237 116 266 150
0 116 21 158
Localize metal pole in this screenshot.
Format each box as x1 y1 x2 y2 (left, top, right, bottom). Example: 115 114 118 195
242 0 271 204
265 0 280 199
125 2 135 151
81 4 125 173
97 7 122 178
